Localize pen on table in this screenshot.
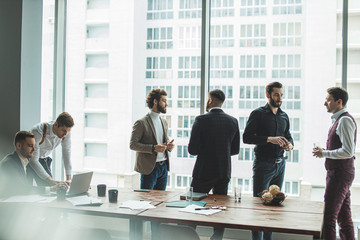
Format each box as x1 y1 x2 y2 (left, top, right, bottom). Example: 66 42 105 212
195 208 210 210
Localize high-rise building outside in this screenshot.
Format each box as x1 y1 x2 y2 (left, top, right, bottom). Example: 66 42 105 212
41 0 360 204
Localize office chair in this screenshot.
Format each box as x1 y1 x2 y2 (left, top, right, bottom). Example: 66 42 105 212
159 223 200 240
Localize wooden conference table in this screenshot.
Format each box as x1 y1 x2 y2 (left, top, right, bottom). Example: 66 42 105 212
0 189 324 240
139 194 324 239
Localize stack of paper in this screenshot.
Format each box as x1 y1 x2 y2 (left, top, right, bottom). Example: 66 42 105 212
180 204 221 216
67 196 103 206
119 200 155 210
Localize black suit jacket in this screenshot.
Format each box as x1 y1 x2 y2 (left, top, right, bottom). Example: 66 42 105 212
188 109 240 179
0 152 40 198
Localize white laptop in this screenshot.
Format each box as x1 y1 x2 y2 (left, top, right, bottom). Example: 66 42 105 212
67 171 93 196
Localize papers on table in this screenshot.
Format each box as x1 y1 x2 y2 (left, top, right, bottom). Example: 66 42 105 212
180 204 221 216
119 200 156 210
67 196 103 206
1 195 56 203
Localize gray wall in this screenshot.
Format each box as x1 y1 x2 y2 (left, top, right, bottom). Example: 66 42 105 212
0 0 42 159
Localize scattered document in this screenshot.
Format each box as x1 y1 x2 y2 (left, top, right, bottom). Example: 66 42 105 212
1 195 56 203
119 200 155 210
180 204 221 216
67 196 103 206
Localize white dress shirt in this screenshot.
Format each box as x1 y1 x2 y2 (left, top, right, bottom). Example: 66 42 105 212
322 109 356 159
18 153 29 173
149 111 167 162
29 121 72 179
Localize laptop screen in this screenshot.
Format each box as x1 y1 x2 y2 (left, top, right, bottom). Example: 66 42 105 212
67 171 93 196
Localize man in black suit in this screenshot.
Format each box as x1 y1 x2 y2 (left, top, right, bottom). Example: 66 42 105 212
188 89 240 240
0 131 66 198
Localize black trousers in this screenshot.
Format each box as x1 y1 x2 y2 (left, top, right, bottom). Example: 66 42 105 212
190 177 230 240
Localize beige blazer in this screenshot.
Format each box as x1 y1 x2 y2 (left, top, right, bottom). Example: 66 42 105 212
129 113 170 175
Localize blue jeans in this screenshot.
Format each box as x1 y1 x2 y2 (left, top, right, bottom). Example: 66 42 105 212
140 161 168 190
251 159 286 240
140 161 168 240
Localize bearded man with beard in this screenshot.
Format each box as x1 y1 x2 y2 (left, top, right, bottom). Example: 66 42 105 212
130 88 174 191
130 88 174 240
243 81 294 240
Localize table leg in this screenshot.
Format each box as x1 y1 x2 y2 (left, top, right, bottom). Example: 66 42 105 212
129 217 143 240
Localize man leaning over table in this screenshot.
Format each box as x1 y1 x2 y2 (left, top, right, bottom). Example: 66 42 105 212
243 81 293 240
0 131 67 198
27 112 74 187
129 88 174 240
313 87 356 240
188 89 240 240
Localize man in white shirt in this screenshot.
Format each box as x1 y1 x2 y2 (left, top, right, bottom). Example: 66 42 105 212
28 112 74 186
0 131 66 198
313 87 357 240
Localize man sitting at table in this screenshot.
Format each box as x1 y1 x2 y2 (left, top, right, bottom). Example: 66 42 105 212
0 131 67 198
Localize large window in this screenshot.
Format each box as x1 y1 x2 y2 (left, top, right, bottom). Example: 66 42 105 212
146 27 173 49
178 56 201 79
147 0 174 20
239 55 266 78
239 24 266 47
210 24 235 48
146 56 173 79
240 0 267 17
39 0 359 205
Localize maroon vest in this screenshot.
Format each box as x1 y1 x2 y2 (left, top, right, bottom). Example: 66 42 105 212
325 112 357 170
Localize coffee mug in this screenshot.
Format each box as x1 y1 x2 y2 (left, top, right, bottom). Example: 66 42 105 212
97 184 106 197
108 189 118 203
57 188 67 201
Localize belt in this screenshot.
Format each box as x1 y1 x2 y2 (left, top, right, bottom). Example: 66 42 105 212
256 156 287 163
157 160 166 165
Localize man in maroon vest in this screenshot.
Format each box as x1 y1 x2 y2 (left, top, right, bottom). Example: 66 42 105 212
313 87 357 240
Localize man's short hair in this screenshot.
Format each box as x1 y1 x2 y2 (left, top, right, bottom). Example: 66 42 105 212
146 88 167 109
327 87 349 107
266 82 283 95
14 131 34 146
209 89 225 103
56 112 74 128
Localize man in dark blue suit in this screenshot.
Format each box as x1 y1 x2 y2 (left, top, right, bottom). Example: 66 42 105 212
188 89 240 240
0 131 66 198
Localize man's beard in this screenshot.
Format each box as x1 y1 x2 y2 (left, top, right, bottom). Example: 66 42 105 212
157 104 166 113
20 148 33 159
270 96 282 108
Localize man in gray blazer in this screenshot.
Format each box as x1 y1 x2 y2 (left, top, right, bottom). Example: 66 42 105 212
130 88 174 190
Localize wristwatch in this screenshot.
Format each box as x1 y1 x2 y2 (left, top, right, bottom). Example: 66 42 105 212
151 144 155 153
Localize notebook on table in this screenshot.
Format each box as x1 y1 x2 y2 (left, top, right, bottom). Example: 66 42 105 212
66 171 93 197
166 201 206 208
180 192 207 201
